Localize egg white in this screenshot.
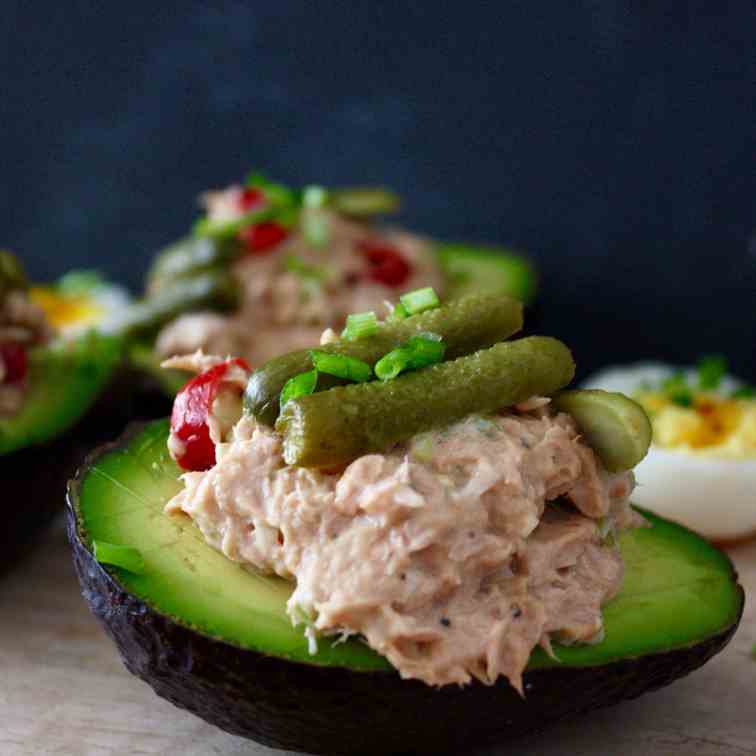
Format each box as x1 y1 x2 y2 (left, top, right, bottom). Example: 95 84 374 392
631 447 756 542
582 362 755 542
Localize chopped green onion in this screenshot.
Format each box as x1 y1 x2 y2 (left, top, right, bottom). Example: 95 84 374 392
303 185 328 208
661 372 693 407
697 355 728 391
245 170 270 188
752 643 756 660
374 348 410 381
400 287 440 316
405 332 446 366
302 212 330 247
93 541 145 574
388 301 408 321
343 311 378 341
374 333 446 381
732 385 755 399
310 351 372 382
284 255 328 281
301 186 330 246
58 270 106 295
245 171 298 207
281 369 319 407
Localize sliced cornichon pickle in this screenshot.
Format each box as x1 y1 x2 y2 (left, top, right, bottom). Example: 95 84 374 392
552 389 653 473
0 331 123 456
0 249 29 295
328 187 401 217
115 271 239 340
276 336 575 468
67 419 743 755
436 242 537 304
245 294 524 426
145 236 241 295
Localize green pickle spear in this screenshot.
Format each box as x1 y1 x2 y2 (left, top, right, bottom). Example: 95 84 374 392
0 250 29 299
116 271 239 339
276 336 575 468
146 236 240 295
552 389 652 472
245 294 524 426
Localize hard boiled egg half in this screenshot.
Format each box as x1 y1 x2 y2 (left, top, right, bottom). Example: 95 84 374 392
30 271 130 338
583 361 756 543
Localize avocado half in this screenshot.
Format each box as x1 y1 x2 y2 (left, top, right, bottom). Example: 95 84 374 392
67 420 743 756
1 331 122 572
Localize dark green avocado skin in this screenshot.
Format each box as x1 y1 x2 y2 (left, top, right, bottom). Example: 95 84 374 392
66 476 744 755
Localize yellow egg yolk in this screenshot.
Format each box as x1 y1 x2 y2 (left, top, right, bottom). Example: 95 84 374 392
637 391 756 458
30 287 104 331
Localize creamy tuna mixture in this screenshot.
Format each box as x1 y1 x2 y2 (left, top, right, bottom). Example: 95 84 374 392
166 373 641 692
155 186 444 367
0 290 51 415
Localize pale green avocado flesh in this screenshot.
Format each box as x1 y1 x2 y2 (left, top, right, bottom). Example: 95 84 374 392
0 331 122 456
75 419 742 672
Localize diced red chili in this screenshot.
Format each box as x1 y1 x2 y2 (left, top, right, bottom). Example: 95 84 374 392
0 342 28 384
357 239 412 287
170 358 250 472
238 187 265 211
239 221 289 255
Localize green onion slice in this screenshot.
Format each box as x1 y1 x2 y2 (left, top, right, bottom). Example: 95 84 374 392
343 311 378 341
303 185 328 208
388 301 408 321
661 372 693 407
93 541 145 574
697 355 728 391
374 348 410 381
284 255 328 281
281 369 319 407
374 333 446 381
310 351 372 382
732 385 755 399
399 287 440 316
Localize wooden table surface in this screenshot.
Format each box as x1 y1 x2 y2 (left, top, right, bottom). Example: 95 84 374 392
1 516 754 756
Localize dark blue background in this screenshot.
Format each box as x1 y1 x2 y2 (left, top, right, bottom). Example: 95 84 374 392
3 2 755 380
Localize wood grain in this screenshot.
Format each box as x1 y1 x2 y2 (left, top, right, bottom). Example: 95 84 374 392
1 517 753 756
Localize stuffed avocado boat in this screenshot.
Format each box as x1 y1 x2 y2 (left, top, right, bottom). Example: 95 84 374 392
126 172 537 397
1 253 124 570
68 291 743 755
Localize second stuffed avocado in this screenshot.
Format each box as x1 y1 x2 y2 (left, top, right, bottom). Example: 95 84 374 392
126 173 537 397
69 294 741 754
1 253 124 569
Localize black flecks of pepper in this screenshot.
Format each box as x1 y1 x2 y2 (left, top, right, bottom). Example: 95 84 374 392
512 605 522 619
440 617 451 627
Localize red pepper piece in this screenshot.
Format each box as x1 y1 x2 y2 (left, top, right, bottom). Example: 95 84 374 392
239 221 289 255
238 187 265 211
0 342 28 384
358 239 412 287
170 358 251 472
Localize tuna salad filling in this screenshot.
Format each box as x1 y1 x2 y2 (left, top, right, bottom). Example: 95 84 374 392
0 288 51 416
155 184 444 367
165 363 641 692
